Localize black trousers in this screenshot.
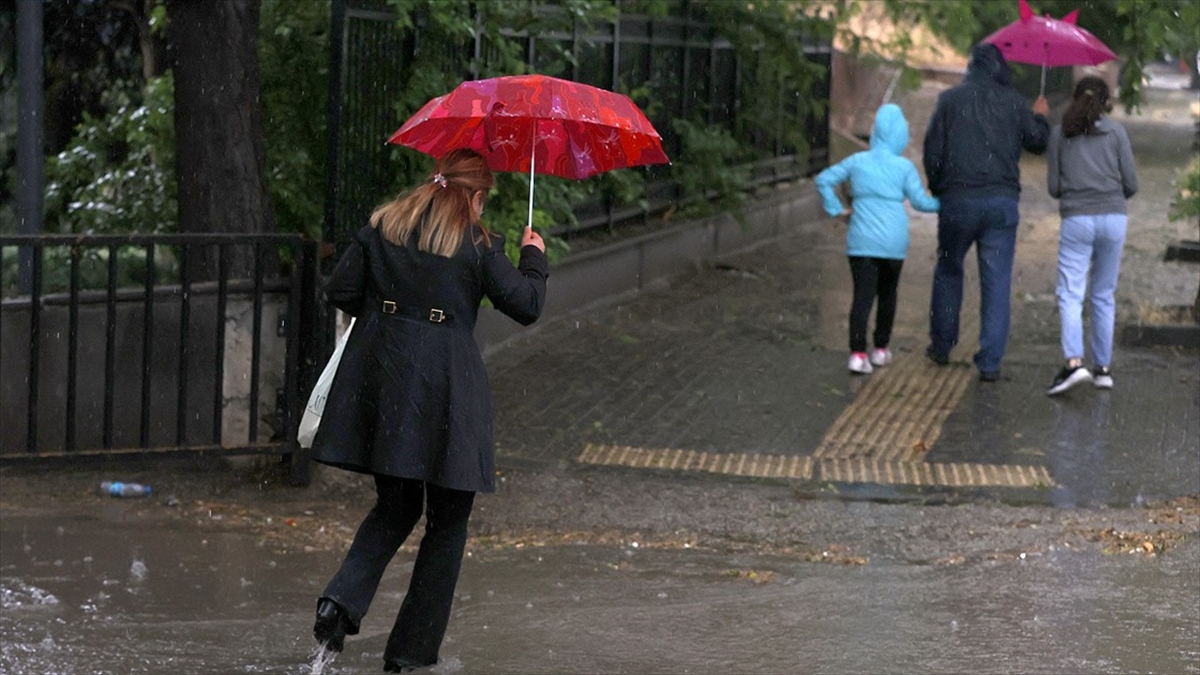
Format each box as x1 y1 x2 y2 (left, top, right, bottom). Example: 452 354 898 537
848 256 905 353
321 474 475 668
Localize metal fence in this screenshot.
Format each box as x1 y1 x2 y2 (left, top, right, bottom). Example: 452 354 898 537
0 234 321 483
325 0 831 248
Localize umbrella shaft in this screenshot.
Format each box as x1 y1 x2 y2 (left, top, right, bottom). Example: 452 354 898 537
527 129 535 230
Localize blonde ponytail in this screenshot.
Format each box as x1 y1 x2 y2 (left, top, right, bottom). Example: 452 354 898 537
371 149 495 257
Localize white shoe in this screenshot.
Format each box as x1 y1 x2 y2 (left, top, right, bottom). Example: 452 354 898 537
848 352 873 374
869 348 892 367
1093 366 1113 389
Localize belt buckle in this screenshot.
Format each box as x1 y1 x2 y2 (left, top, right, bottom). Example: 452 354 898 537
428 308 446 323
382 301 397 314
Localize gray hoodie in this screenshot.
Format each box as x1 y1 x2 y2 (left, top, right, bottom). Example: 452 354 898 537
1047 116 1138 217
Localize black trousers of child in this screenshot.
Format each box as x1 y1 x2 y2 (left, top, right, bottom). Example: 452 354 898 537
321 474 475 669
848 255 905 353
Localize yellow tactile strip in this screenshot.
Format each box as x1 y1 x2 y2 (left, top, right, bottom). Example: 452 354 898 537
578 444 1056 488
817 457 1054 488
577 314 1057 490
578 444 814 480
813 356 973 462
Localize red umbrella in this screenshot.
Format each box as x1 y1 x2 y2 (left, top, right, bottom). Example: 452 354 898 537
983 0 1117 95
389 74 670 229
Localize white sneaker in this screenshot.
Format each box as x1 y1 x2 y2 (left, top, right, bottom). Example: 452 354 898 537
848 352 873 374
1093 366 1113 389
869 348 892 367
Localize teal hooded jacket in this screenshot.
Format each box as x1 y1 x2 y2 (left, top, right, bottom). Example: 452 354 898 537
815 104 940 260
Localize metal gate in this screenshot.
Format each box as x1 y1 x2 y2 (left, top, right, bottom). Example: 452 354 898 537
0 233 321 484
325 0 832 248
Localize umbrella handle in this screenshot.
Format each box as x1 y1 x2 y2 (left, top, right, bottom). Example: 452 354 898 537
527 123 535 230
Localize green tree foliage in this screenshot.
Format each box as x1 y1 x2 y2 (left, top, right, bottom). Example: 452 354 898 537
1113 0 1200 107
44 75 176 234
27 0 835 248
375 0 832 247
875 0 1200 108
378 0 618 254
38 0 327 238
1 0 152 234
259 0 330 240
667 0 832 218
1171 157 1200 223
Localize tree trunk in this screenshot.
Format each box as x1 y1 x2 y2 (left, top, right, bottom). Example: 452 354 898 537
168 0 274 281
140 0 167 79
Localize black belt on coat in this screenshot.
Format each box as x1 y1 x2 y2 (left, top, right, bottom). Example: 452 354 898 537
379 300 454 325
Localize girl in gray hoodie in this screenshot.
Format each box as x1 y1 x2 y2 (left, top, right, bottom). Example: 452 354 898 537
1046 76 1138 396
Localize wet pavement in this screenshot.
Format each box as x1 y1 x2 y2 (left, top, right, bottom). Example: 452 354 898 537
3 496 1198 674
2 87 1198 673
488 86 1200 509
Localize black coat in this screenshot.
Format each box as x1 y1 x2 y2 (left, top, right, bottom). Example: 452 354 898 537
923 43 1050 202
311 224 548 493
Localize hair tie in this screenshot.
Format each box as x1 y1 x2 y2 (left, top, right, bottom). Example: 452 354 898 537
431 173 447 188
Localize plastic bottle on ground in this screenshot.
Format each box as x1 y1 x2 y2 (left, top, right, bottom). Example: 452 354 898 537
99 481 153 497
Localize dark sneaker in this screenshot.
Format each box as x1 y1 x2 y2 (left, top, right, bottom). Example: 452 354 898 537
979 370 1002 382
1047 365 1093 396
925 345 949 366
1092 366 1113 390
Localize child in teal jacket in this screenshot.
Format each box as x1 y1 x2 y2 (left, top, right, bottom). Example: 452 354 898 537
815 103 940 374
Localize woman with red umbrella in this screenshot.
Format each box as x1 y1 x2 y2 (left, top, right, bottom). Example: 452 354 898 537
308 148 548 671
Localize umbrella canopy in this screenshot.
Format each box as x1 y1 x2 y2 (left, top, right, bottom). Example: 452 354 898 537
389 74 670 180
390 74 670 230
983 0 1116 68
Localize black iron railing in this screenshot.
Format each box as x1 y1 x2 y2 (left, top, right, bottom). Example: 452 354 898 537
0 233 321 483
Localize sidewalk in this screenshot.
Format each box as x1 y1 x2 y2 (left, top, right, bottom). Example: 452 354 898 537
487 87 1200 509
2 87 1197 675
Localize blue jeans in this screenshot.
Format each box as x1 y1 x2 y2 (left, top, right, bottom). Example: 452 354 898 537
929 197 1019 373
1057 213 1126 367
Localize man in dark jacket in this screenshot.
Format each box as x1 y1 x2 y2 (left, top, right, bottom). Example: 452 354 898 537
923 42 1050 381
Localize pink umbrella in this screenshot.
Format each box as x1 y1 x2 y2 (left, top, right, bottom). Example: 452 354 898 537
984 0 1117 95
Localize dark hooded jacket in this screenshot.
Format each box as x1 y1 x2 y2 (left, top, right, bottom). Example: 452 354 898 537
923 43 1050 201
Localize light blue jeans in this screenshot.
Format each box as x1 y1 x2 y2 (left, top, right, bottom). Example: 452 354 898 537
1056 213 1127 367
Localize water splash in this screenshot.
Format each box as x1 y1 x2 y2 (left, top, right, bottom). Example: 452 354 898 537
130 559 148 582
309 643 338 675
432 656 463 673
0 579 59 609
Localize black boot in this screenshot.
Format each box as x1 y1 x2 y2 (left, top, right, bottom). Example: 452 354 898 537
313 598 351 652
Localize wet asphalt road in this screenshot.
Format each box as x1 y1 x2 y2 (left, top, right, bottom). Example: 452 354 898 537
1 88 1198 674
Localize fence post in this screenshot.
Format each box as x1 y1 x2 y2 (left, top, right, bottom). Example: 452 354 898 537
287 239 321 486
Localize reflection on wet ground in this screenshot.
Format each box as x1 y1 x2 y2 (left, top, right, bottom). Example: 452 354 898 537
3 509 1198 674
